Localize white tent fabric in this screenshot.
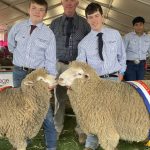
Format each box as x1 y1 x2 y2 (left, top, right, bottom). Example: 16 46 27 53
0 0 150 35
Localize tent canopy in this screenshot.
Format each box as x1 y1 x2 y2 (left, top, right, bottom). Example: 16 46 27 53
0 0 150 35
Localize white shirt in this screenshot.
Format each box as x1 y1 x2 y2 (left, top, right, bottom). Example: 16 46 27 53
77 27 126 76
8 19 57 75
124 32 150 60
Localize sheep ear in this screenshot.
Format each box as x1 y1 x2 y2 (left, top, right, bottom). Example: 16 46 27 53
84 74 89 79
23 80 34 86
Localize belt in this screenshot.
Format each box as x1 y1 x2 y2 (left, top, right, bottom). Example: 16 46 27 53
15 66 35 72
58 60 70 65
127 60 146 64
100 71 118 78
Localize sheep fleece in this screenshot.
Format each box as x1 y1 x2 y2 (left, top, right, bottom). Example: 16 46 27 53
0 70 51 148
67 61 150 150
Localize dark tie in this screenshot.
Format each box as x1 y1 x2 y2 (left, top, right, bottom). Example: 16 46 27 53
97 33 104 61
65 17 73 47
30 25 37 35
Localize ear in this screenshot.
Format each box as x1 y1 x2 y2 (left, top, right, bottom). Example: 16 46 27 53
28 7 30 15
102 15 105 24
23 80 34 86
76 0 79 6
37 76 44 81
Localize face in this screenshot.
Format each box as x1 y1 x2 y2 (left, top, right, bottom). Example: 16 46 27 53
62 0 79 17
37 75 57 87
28 2 47 25
24 74 57 87
87 11 103 32
133 22 144 35
58 67 85 87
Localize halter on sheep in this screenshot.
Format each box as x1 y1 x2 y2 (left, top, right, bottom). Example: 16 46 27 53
0 68 56 150
58 61 150 150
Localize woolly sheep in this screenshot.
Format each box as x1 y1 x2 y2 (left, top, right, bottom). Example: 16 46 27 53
58 61 150 150
0 68 57 150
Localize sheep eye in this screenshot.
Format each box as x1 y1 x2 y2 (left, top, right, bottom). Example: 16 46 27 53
37 77 44 81
78 73 82 75
85 74 89 78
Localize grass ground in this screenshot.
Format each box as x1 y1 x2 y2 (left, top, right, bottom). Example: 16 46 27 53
0 114 150 150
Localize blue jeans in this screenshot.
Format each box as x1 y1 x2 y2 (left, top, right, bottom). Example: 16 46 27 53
124 61 145 81
85 77 119 150
13 66 57 150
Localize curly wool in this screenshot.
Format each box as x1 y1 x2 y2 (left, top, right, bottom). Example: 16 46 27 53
67 61 150 150
0 69 52 149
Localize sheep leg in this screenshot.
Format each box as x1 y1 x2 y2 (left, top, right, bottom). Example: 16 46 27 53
97 127 119 150
16 141 27 150
96 115 119 150
16 146 26 150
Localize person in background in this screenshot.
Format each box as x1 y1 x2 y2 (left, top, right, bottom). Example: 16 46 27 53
124 16 150 81
77 2 126 150
50 0 90 144
8 0 57 150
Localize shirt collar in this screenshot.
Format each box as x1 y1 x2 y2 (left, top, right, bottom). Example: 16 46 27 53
133 31 146 36
91 27 105 37
62 13 79 29
27 19 43 29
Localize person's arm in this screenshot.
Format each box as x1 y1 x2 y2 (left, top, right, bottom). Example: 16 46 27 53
123 34 130 52
146 35 150 58
116 31 127 81
45 30 57 77
76 42 87 62
8 25 18 53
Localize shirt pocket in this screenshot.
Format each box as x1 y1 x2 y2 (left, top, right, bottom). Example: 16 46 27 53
35 38 48 49
74 29 85 41
15 34 26 44
129 39 137 51
105 40 117 53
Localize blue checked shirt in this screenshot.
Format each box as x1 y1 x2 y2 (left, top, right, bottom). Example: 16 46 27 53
50 13 90 61
8 19 57 75
124 32 150 60
77 28 126 76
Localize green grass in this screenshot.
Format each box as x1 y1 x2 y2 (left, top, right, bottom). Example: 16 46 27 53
0 115 150 150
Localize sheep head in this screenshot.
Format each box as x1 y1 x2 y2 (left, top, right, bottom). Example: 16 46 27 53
22 68 57 87
58 61 99 88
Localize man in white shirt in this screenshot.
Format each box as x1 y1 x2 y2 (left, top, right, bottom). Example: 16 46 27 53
124 16 150 81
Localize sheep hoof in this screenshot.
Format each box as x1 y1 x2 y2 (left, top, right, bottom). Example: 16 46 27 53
78 133 87 144
83 148 93 150
145 140 150 147
10 148 16 150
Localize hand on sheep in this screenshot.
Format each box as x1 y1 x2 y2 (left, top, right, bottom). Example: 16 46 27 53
118 73 124 81
48 85 57 91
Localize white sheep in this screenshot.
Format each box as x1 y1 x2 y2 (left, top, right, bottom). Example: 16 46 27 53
0 68 57 150
58 61 150 150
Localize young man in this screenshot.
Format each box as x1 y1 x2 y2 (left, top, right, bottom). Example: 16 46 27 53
50 0 90 143
76 2 126 150
124 16 150 81
8 0 57 150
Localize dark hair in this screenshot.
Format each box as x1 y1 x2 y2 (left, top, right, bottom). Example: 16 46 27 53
29 0 48 12
85 2 103 18
132 16 145 26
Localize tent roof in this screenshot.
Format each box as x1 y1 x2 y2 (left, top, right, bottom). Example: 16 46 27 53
0 0 150 35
